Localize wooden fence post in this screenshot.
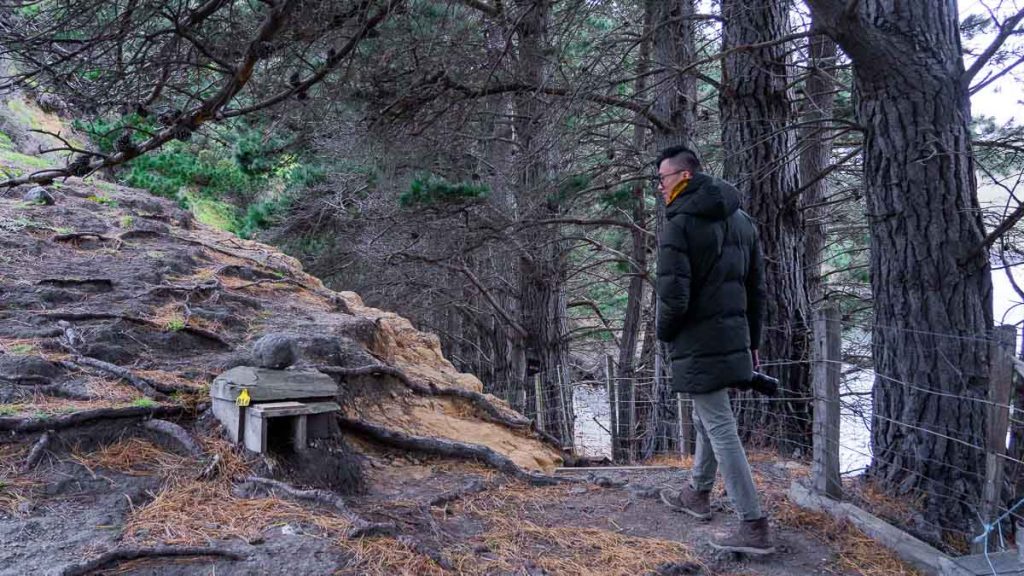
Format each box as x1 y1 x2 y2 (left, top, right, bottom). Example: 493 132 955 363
606 355 621 460
975 325 1016 553
556 365 571 448
812 306 842 500
534 373 545 432
677 394 694 456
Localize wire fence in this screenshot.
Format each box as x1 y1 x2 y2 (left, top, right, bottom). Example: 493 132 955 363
479 311 1024 563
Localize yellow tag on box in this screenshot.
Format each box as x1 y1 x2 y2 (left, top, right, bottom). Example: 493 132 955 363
235 388 251 407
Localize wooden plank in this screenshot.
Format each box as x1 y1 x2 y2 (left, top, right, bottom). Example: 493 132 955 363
211 367 337 402
249 401 340 418
555 466 674 472
789 480 947 575
293 414 308 451
812 306 842 499
938 551 1024 575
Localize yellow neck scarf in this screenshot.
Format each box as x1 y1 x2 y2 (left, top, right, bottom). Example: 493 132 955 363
666 175 691 206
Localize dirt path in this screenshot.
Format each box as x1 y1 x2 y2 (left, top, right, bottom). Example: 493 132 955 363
1 441 911 576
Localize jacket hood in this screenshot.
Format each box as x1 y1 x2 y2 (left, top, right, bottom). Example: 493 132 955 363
667 172 741 221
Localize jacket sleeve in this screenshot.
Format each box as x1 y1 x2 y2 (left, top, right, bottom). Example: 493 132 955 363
746 226 766 351
656 219 691 342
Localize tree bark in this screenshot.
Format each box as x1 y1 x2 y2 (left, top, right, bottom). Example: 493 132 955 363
615 0 655 462
643 0 701 461
799 32 838 305
805 0 994 532
720 0 813 456
512 0 571 444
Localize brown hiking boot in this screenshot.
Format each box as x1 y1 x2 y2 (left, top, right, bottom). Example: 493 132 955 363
659 485 712 520
709 517 776 555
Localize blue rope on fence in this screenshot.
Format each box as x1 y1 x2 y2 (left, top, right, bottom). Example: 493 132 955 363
973 495 1024 575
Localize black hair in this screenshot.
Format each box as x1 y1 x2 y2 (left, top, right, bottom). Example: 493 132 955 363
655 145 702 173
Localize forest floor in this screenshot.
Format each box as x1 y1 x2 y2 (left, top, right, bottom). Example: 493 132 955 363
0 430 920 575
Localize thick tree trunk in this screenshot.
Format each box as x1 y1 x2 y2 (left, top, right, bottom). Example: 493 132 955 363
806 0 993 532
642 0 701 461
720 0 813 456
799 32 838 304
512 0 571 445
479 20 526 406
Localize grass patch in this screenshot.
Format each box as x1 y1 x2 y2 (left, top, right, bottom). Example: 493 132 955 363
130 398 158 408
164 317 186 331
0 217 39 234
86 194 118 207
0 149 52 169
9 343 35 355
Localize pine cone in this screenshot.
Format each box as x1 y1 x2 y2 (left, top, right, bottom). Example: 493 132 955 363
253 41 275 59
158 109 180 126
115 131 135 153
68 155 91 177
171 124 193 142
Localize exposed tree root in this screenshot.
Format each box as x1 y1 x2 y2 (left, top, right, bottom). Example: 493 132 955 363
21 430 52 472
428 477 501 508
319 364 564 452
65 357 167 400
9 382 93 400
51 232 120 245
142 419 202 456
239 476 396 539
57 546 244 576
0 405 184 433
337 418 568 486
171 234 304 284
40 311 232 347
0 374 53 385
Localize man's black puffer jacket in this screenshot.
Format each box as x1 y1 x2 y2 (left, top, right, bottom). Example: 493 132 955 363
656 172 766 395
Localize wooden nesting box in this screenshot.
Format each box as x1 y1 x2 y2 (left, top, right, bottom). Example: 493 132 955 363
211 366 339 454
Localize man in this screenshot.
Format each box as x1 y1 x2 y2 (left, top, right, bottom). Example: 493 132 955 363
654 145 774 555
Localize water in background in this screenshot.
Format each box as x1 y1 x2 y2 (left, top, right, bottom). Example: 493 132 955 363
570 267 1024 470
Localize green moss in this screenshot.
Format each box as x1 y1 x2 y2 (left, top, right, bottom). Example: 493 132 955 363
185 192 241 232
86 194 118 207
165 317 185 331
6 100 33 125
0 131 12 150
0 149 52 169
131 398 158 408
9 343 34 355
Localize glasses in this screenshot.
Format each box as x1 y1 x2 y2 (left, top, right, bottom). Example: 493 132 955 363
652 168 687 185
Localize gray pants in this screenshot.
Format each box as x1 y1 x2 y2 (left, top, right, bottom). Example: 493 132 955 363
689 388 763 521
